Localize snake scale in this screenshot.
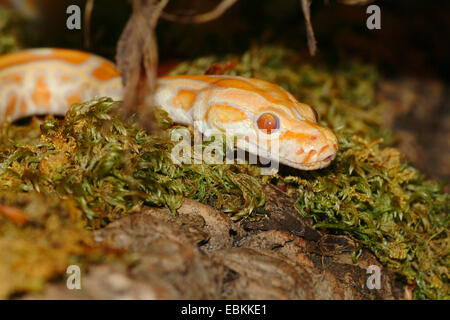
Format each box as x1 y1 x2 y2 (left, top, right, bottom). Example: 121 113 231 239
0 48 338 170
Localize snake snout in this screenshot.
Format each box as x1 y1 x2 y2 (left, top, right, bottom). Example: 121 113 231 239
315 127 338 162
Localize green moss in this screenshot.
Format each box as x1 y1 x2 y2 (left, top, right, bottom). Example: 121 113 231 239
0 98 266 228
285 136 448 299
169 46 448 299
0 191 117 298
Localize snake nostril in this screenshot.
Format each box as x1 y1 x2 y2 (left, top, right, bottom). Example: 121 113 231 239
323 155 334 162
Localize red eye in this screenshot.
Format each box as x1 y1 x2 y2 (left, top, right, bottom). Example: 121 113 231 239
257 113 279 134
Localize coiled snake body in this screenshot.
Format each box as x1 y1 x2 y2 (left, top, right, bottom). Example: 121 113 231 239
0 48 338 170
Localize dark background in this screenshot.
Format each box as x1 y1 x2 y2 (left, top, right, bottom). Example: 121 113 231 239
30 0 448 81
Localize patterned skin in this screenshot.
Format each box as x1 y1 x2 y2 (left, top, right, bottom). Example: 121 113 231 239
0 48 338 170
0 48 122 119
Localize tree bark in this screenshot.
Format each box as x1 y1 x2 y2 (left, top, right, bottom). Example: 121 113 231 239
25 185 404 300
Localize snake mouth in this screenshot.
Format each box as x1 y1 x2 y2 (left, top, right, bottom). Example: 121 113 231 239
279 152 337 170
241 144 337 172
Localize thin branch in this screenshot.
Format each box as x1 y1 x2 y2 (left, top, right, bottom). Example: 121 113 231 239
116 0 169 131
161 0 238 24
84 0 95 49
338 0 375 5
301 0 317 56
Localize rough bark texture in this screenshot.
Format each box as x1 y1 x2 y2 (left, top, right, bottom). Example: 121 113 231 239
25 185 404 300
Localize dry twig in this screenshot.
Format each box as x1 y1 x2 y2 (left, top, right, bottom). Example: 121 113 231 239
301 0 317 56
338 0 375 5
84 0 95 49
116 0 169 131
161 0 238 24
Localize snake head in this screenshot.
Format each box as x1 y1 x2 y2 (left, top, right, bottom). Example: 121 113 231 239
202 76 338 170
255 111 339 170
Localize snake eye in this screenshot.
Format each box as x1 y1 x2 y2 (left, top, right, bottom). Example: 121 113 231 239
257 113 279 134
312 108 319 122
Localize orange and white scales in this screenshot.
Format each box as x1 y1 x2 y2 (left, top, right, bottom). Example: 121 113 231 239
0 48 338 170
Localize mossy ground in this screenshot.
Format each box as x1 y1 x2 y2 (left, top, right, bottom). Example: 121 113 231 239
169 47 449 299
0 45 448 299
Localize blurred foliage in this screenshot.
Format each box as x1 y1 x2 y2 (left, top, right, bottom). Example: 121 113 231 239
0 7 25 54
0 191 122 298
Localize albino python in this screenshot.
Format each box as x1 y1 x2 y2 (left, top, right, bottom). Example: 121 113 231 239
0 48 338 170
